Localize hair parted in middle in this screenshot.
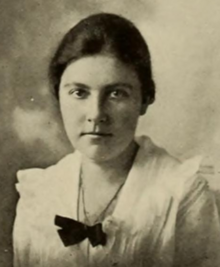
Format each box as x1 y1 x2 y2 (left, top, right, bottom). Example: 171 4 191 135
49 13 155 104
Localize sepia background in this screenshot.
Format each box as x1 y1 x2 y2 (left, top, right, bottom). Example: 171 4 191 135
1 0 220 266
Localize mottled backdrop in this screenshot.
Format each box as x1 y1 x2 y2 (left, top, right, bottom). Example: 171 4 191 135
1 0 220 266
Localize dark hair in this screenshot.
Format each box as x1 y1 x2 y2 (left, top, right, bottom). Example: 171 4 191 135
49 13 155 104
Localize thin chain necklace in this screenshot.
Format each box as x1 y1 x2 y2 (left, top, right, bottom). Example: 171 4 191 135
80 170 125 225
77 142 139 224
76 170 125 266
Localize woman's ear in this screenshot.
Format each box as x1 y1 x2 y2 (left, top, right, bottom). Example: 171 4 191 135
140 101 148 115
140 95 154 115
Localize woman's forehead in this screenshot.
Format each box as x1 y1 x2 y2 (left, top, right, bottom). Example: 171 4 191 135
60 55 140 87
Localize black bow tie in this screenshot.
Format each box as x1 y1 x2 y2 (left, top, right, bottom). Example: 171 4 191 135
55 215 107 247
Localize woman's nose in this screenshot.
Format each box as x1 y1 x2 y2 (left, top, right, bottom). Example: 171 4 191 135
87 97 107 123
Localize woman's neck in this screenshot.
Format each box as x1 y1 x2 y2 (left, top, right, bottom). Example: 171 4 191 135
81 141 138 186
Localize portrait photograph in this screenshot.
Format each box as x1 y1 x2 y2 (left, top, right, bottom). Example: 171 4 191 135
0 0 220 266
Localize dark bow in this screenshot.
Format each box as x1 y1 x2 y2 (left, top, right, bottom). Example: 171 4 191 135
55 215 107 247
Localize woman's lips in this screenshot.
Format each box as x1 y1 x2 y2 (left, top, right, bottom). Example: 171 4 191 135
81 133 113 143
81 132 113 137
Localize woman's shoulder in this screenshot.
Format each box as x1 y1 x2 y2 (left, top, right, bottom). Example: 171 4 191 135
16 152 80 200
135 135 180 166
136 135 207 201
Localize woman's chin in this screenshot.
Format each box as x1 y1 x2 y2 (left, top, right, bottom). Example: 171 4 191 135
76 145 117 163
72 136 136 163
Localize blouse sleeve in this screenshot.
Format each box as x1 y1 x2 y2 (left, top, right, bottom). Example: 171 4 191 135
173 173 220 267
13 169 46 267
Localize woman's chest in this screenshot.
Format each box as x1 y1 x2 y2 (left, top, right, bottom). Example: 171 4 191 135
24 190 178 267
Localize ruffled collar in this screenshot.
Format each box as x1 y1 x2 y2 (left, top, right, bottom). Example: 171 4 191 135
54 135 202 235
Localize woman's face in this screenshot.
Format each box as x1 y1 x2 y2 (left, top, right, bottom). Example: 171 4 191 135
59 55 148 162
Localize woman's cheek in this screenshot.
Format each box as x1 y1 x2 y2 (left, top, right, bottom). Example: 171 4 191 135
112 103 140 129
61 100 84 121
60 102 85 139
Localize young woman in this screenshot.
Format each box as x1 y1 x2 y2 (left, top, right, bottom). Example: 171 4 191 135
13 13 220 267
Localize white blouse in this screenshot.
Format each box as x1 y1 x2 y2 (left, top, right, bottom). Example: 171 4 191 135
13 136 220 267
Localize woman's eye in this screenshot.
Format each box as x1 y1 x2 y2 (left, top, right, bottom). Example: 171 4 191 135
68 89 88 99
109 90 128 99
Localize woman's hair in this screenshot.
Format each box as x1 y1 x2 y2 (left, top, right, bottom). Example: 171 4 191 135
49 13 155 104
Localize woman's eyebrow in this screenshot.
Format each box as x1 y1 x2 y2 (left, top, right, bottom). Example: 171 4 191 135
62 82 133 90
63 82 90 89
105 83 133 90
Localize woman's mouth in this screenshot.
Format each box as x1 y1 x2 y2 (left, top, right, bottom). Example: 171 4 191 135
80 132 113 143
81 132 113 137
